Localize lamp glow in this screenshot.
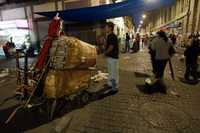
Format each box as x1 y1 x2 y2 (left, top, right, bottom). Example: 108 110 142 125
142 14 146 19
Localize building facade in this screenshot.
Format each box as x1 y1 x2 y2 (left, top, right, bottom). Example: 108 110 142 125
145 0 200 36
0 0 110 46
0 0 133 50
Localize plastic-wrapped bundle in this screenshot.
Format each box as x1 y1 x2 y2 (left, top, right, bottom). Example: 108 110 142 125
43 36 97 98
49 36 97 70
44 70 91 98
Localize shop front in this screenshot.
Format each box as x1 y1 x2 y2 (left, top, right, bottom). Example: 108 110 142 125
0 19 30 56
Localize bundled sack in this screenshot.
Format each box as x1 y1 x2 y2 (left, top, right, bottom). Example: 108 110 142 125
44 69 91 98
49 36 97 70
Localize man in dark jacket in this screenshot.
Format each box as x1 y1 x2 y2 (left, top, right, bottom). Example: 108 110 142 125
184 38 200 81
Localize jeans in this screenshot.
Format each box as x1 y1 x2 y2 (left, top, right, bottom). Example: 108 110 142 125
107 57 119 91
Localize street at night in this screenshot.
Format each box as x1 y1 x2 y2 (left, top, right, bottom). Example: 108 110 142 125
1 48 200 133
0 0 200 133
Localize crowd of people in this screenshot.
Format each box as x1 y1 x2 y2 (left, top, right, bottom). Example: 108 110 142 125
103 22 200 95
123 32 141 53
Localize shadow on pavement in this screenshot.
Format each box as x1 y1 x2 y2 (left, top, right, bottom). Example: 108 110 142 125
178 77 199 85
0 87 112 133
136 83 167 95
136 84 154 94
134 72 151 78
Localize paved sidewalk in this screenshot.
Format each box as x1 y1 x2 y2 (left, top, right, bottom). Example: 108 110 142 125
1 49 200 133
58 51 200 133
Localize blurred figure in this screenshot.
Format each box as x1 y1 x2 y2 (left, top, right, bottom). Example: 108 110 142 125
96 35 105 54
9 37 15 48
150 31 173 92
169 34 177 45
104 22 119 94
148 33 156 74
3 37 15 58
141 36 145 50
125 33 130 53
130 34 135 53
194 32 200 38
135 33 140 52
144 34 149 47
184 37 200 81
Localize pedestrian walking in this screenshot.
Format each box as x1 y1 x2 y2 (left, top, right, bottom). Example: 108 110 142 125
104 22 119 94
149 31 173 92
184 37 200 81
148 34 156 74
135 33 140 52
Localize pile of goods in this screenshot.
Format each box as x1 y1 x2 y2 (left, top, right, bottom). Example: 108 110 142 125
91 71 108 82
43 36 97 98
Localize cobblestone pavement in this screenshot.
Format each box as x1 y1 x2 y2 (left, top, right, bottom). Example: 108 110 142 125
0 49 200 133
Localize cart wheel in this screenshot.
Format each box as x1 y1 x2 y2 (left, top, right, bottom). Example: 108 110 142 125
81 91 90 104
50 100 57 120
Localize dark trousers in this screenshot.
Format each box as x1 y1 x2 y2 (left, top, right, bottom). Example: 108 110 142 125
3 47 10 58
151 57 156 74
125 41 130 52
155 59 168 79
184 63 198 80
136 42 140 51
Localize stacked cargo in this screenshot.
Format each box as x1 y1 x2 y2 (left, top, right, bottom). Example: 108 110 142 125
44 36 97 98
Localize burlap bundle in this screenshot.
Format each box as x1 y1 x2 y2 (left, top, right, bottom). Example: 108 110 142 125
50 36 97 70
44 70 91 98
44 36 97 98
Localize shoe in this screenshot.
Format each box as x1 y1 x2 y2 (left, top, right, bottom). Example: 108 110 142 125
103 84 112 89
109 90 118 95
103 89 118 95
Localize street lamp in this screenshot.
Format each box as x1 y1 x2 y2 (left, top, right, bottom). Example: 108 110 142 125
142 14 146 19
140 21 143 24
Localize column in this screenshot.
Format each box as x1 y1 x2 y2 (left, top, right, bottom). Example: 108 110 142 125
62 0 65 10
187 0 196 33
195 0 200 31
183 0 190 34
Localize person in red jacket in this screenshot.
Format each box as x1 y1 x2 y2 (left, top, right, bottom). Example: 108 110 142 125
35 14 63 71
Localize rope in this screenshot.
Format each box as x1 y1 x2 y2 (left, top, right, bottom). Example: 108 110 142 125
5 39 59 124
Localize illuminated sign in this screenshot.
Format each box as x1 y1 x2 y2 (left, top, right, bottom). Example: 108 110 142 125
0 19 28 29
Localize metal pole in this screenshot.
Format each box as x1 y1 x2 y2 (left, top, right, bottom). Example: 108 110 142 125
24 51 28 85
16 52 21 85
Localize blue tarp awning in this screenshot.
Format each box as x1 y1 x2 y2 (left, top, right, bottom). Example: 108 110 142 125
36 0 175 26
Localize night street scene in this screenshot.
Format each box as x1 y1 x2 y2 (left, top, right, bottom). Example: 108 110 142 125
0 0 200 133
